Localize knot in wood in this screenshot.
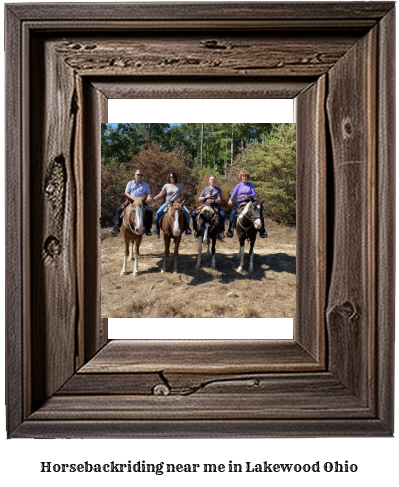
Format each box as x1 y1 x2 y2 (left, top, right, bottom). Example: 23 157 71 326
343 119 353 137
201 40 227 50
43 236 62 262
152 383 170 396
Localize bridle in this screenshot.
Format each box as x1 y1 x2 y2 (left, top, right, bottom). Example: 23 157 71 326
198 205 219 233
164 202 184 232
237 202 262 232
124 201 143 235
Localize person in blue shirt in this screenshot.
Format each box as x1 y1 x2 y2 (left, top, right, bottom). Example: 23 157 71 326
192 175 225 239
110 169 153 235
226 171 267 238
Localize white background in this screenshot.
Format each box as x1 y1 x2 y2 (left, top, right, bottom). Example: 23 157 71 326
1 1 398 486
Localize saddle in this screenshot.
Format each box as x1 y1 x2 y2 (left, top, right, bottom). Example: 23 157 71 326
234 201 249 223
196 204 219 216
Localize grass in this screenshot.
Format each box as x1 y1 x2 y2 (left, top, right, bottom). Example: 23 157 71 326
101 218 296 319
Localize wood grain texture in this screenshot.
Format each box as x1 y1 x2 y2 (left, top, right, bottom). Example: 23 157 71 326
5 5 24 436
91 78 311 99
7 2 394 22
79 340 320 374
14 418 391 439
30 36 78 409
376 7 395 432
5 2 395 438
295 76 326 363
53 33 361 78
326 26 377 405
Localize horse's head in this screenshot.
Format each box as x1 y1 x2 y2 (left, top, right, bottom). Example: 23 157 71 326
130 197 145 235
198 205 219 244
167 200 184 237
245 200 263 230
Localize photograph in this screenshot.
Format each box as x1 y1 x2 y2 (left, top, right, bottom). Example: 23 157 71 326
101 122 296 319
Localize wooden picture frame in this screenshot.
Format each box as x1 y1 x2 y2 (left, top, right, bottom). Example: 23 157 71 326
5 2 395 438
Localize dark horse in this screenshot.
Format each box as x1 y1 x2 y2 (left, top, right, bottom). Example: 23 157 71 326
235 199 264 272
195 205 221 269
160 200 186 273
120 197 146 276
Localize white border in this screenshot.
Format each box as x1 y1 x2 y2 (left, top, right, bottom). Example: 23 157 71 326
109 98 294 123
107 99 294 339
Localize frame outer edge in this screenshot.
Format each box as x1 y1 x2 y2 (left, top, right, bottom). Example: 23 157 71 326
377 7 395 433
5 6 24 436
5 2 395 21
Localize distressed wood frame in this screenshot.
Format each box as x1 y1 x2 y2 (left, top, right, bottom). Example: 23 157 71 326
5 2 395 438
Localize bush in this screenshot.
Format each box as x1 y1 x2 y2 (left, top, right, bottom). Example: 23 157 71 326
226 124 296 225
101 160 130 227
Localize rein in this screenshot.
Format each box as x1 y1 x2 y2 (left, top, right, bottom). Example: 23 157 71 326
236 203 257 232
237 213 254 232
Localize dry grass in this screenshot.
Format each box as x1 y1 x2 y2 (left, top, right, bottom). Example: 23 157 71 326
101 219 296 319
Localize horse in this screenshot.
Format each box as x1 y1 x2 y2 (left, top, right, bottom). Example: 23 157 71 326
120 197 146 276
160 200 186 273
195 205 221 269
235 199 264 272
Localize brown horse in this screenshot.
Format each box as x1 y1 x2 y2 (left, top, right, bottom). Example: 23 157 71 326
120 197 146 276
160 200 185 273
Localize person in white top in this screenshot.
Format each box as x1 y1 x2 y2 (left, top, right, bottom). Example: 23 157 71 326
152 171 192 235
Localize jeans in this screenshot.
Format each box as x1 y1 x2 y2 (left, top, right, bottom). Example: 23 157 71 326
156 202 191 228
115 202 153 232
229 199 250 226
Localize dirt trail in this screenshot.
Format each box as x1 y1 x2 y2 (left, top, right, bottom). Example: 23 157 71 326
101 219 296 319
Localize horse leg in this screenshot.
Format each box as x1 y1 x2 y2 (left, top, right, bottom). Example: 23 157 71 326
237 240 245 272
132 237 140 276
173 237 181 273
162 235 170 272
120 235 129 275
211 236 216 269
249 238 255 272
129 241 134 260
196 236 203 268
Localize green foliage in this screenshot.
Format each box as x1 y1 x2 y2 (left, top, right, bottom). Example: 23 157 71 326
101 122 296 226
101 160 130 226
101 123 172 165
195 168 230 210
226 123 296 224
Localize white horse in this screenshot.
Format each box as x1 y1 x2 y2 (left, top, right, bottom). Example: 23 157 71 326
120 197 145 276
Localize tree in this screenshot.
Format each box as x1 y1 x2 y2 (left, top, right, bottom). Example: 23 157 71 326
227 123 296 224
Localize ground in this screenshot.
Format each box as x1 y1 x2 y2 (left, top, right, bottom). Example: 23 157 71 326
101 219 296 319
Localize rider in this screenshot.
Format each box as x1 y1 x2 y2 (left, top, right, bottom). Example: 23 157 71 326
110 169 153 236
192 175 225 239
226 170 267 238
152 171 192 235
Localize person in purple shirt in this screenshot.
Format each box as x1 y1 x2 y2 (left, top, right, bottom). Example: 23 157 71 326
226 170 267 238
